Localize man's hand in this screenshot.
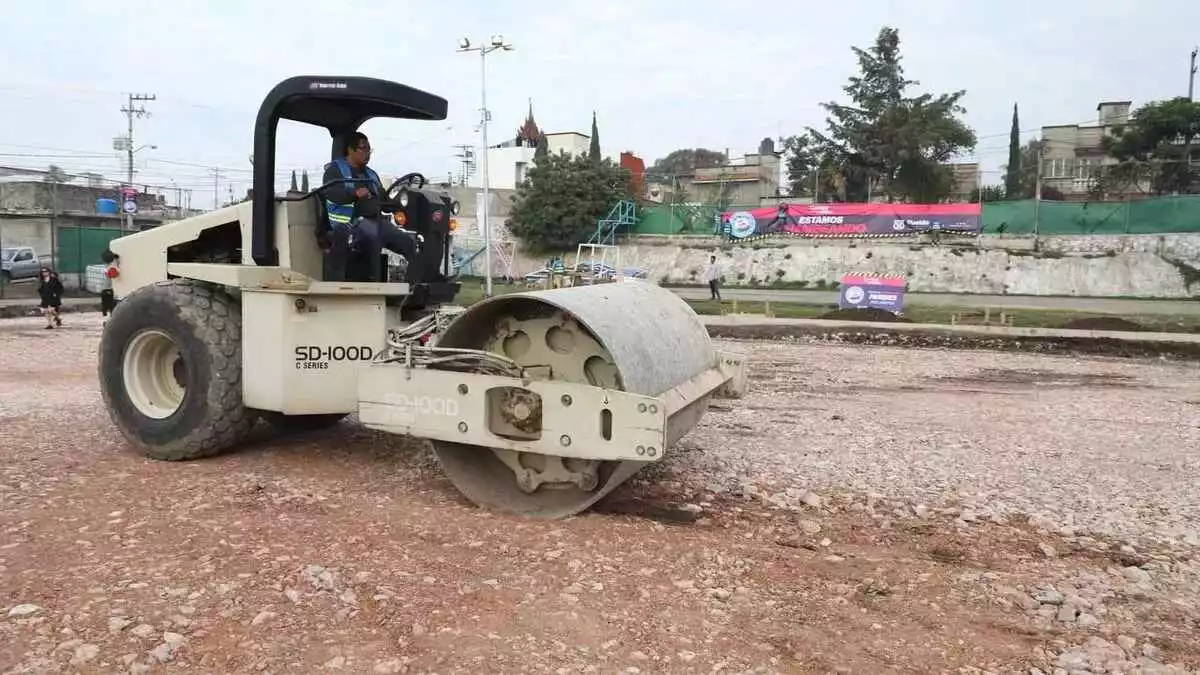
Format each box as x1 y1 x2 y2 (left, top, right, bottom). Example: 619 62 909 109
354 186 370 198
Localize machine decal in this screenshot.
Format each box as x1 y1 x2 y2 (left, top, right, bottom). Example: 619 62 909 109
294 345 376 370
385 393 460 421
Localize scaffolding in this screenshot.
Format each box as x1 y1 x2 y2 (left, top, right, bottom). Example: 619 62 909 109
451 235 517 280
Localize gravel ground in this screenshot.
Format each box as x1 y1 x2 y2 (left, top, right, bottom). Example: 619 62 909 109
673 340 1200 550
1 313 1198 674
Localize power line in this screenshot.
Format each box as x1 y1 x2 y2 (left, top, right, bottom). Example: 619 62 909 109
452 144 476 185
118 93 155 231
208 167 226 210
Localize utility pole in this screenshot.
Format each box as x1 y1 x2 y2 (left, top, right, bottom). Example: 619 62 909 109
209 167 225 210
458 35 514 298
1033 141 1044 238
120 93 155 231
1190 47 1198 101
1187 47 1199 191
452 144 476 185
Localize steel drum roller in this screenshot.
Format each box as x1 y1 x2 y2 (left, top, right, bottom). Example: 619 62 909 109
430 281 719 518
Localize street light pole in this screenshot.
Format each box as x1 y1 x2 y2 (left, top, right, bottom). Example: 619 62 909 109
458 35 514 298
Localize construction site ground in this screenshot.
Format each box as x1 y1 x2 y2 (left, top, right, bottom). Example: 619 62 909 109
2 312 1199 675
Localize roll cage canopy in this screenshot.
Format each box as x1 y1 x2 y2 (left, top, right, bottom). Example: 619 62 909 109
250 75 448 266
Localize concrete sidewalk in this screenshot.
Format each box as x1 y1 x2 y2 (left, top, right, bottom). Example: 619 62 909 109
0 296 94 309
699 313 1200 345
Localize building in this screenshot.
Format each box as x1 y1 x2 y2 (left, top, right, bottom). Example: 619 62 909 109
946 162 981 200
1039 101 1137 200
681 138 782 207
620 151 645 199
470 103 592 190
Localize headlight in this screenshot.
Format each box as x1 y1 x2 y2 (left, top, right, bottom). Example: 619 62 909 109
398 187 410 208
450 200 461 215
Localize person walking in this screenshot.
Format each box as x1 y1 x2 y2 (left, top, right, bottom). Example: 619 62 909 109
37 267 64 329
703 255 722 301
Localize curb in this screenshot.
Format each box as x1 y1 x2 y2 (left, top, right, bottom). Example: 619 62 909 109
700 316 1200 360
0 302 98 320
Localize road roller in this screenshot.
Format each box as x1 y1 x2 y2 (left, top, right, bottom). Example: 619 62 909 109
95 75 747 518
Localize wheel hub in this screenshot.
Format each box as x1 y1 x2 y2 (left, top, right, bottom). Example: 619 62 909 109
481 311 620 494
122 329 186 419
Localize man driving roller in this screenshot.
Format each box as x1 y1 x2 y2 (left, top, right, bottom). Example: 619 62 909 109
322 131 417 281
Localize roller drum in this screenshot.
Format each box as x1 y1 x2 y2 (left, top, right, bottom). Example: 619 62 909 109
431 280 717 518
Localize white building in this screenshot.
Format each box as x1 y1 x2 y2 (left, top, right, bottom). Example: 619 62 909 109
469 104 591 190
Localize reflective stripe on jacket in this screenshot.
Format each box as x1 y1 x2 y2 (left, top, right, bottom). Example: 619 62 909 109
325 158 381 225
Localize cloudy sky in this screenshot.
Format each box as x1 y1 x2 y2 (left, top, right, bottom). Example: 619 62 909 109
1 0 1196 207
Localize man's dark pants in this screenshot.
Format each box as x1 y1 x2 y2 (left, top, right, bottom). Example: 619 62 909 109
709 279 721 300
324 217 417 282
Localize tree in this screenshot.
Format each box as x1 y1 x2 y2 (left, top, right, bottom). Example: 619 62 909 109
646 148 728 178
781 133 816 196
42 164 68 184
969 185 1006 202
1005 103 1022 198
806 26 977 203
1001 139 1042 199
508 152 633 252
780 133 840 199
301 170 310 192
1097 97 1200 196
589 112 601 162
535 132 549 160
290 170 299 192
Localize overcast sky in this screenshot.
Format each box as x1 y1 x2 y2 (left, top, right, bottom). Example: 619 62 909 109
1 0 1197 206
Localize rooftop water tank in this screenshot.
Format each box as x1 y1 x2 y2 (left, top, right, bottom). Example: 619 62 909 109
96 198 119 215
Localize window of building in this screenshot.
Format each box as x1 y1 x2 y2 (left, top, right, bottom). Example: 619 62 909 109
1043 158 1071 178
1074 158 1099 179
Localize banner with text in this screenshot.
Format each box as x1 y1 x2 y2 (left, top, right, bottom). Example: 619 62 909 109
837 274 907 313
720 203 982 239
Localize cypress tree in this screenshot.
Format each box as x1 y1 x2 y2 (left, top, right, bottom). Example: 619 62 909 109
1005 103 1021 199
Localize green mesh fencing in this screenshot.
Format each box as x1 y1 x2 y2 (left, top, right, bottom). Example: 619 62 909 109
633 196 1200 236
983 197 1200 235
635 204 754 235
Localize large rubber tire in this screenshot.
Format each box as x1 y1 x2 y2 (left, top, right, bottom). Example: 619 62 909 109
98 279 257 460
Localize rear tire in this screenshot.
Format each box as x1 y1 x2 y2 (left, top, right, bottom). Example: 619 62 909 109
98 279 257 460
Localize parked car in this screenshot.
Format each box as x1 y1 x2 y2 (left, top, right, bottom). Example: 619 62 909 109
0 246 42 281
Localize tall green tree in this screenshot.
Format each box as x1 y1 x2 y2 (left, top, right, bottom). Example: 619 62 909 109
780 133 839 199
290 170 299 192
1096 97 1200 196
1005 103 1022 198
1000 139 1042 199
301 170 310 192
806 26 977 203
588 112 601 161
508 152 632 252
535 132 549 160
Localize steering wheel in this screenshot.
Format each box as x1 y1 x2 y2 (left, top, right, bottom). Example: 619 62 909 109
385 172 426 199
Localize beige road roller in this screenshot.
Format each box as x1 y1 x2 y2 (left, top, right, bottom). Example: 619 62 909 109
96 75 747 518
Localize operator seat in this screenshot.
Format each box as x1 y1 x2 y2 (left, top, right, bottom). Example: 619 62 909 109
312 196 389 283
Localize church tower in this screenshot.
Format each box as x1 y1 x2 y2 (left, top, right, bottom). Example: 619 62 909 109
515 99 545 148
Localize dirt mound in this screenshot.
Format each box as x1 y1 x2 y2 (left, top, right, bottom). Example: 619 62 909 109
817 307 912 323
1062 317 1146 332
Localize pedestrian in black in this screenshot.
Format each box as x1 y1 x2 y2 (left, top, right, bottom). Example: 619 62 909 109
37 267 64 329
